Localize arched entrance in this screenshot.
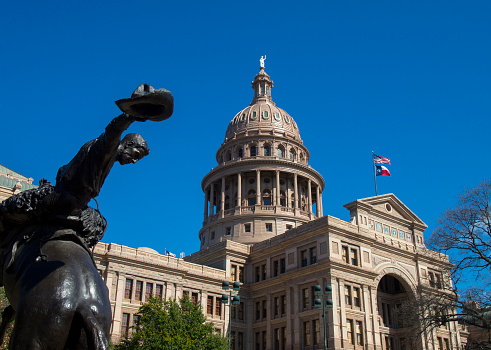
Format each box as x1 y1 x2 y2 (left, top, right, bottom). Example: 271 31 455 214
377 274 413 350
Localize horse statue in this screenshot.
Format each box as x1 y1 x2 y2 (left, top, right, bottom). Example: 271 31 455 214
0 84 173 349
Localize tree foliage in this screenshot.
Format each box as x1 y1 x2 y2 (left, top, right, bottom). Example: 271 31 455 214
0 287 12 350
115 296 228 350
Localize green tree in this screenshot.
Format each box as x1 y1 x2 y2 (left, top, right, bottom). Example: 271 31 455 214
0 287 13 350
115 296 228 350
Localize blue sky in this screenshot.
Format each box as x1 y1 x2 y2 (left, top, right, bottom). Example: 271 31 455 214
1 1 490 257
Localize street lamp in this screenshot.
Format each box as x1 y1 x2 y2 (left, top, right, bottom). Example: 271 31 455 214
221 281 240 349
314 284 333 350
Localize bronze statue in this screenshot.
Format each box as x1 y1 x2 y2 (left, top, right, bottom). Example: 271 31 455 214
0 84 173 349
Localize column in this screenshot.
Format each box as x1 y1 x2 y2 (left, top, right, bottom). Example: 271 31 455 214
370 287 382 350
286 287 293 349
220 177 225 217
294 173 299 209
237 172 242 208
203 190 208 221
319 191 323 216
209 182 214 215
308 179 312 214
276 170 280 206
112 273 126 340
316 185 321 217
338 279 346 347
256 170 261 205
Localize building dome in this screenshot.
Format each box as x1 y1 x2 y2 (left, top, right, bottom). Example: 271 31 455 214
199 64 324 249
224 68 302 143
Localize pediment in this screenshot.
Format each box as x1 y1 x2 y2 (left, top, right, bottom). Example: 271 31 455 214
344 193 427 230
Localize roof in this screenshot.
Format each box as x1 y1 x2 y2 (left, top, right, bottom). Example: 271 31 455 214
0 164 38 193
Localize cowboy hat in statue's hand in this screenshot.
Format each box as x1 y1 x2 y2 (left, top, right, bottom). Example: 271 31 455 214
115 84 174 121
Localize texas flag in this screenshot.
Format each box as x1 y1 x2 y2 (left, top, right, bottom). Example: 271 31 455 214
375 165 391 177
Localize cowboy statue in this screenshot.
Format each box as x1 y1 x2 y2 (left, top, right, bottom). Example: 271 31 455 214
0 84 173 350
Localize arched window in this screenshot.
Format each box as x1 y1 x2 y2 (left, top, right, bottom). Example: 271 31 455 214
264 145 271 156
226 151 232 161
277 146 284 158
250 146 257 157
238 148 243 158
289 149 295 160
300 153 305 163
280 191 286 206
262 190 271 206
291 194 295 208
248 190 256 206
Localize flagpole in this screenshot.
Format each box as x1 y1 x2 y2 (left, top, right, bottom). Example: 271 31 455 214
372 151 378 196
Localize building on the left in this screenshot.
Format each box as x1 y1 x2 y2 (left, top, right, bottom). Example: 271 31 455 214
0 164 37 202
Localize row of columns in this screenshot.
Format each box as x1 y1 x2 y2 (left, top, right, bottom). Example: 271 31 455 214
203 170 323 220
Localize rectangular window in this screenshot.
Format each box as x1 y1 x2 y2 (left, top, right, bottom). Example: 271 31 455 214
302 288 309 309
155 284 163 299
280 258 286 273
353 287 361 307
262 300 267 319
342 246 349 263
266 223 273 232
132 314 140 328
238 332 243 350
225 227 231 235
211 231 215 240
347 319 354 345
145 282 152 301
215 298 221 317
231 264 237 281
238 302 244 321
255 266 260 282
124 279 133 299
281 327 286 349
273 260 279 277
281 295 286 315
261 264 266 280
192 292 198 305
301 250 308 267
314 319 320 345
437 337 443 350
350 248 358 265
256 302 260 320
262 331 266 350
303 321 311 346
310 247 317 264
345 285 352 305
135 281 143 301
239 266 244 283
255 332 260 350
207 296 213 315
444 338 450 350
355 321 363 345
245 224 251 232
274 297 279 317
274 328 280 350
121 313 130 337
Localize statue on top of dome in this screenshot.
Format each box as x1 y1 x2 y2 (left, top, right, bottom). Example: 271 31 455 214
260 55 267 68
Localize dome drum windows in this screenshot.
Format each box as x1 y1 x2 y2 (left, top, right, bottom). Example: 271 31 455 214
262 111 269 120
262 190 272 206
264 145 271 157
248 190 256 206
250 146 257 157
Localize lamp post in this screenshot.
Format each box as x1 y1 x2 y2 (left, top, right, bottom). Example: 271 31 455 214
314 284 333 350
221 281 240 349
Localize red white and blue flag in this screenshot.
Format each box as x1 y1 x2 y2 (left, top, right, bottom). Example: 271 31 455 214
375 165 391 177
165 249 176 257
373 154 391 165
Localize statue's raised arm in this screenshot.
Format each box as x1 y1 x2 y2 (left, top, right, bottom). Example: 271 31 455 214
47 84 174 215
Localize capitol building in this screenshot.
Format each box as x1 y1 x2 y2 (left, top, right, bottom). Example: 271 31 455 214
1 66 466 349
